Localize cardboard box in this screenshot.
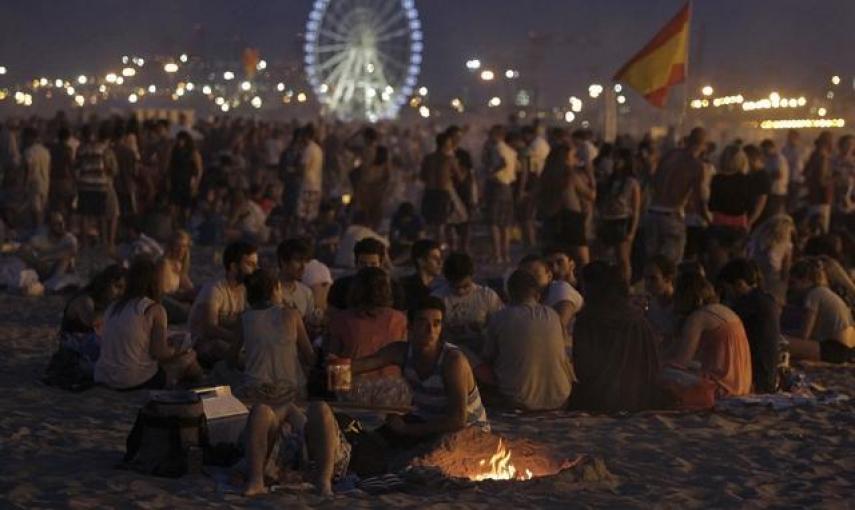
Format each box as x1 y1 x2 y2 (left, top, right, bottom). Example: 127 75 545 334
192 386 249 446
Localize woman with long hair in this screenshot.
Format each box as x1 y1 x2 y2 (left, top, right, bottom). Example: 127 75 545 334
160 229 196 324
325 267 407 380
538 144 595 266
95 258 201 389
661 271 752 407
597 148 641 283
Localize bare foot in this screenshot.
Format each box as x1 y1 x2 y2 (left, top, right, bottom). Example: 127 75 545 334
243 480 267 497
315 480 333 498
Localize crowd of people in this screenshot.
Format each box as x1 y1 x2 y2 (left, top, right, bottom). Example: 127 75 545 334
1 109 853 495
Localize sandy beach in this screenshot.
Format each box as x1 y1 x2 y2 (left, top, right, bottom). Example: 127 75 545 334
0 249 853 509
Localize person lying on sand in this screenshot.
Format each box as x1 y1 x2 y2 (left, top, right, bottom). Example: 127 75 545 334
240 297 489 497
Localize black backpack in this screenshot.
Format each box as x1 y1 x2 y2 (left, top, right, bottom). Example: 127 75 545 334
122 391 208 478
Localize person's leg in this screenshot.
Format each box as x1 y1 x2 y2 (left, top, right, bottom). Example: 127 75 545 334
243 404 282 496
787 337 821 361
643 214 660 261
617 239 632 284
305 401 338 497
490 225 502 263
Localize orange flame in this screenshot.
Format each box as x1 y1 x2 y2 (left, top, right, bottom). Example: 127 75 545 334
471 438 534 481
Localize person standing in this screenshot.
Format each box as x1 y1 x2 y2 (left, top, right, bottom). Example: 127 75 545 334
21 127 51 229
48 127 77 223
760 139 790 220
645 127 709 266
298 124 324 231
597 148 642 283
482 125 517 264
781 129 805 212
75 125 116 248
803 132 835 234
420 132 462 247
446 125 476 253
168 131 203 228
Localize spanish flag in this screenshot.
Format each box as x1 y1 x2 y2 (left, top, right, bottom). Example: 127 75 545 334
613 3 691 108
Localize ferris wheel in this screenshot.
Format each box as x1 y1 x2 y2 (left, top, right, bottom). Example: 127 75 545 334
304 0 423 122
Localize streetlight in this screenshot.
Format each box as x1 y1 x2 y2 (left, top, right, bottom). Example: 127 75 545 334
164 63 179 73
480 70 495 81
588 83 603 98
831 75 841 86
504 69 519 79
466 59 482 70
418 86 428 96
488 96 501 107
701 85 714 96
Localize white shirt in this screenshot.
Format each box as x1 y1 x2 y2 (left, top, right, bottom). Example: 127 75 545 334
96 298 159 389
494 140 518 185
766 153 790 196
24 143 51 196
281 280 315 318
302 139 324 192
544 280 584 311
189 278 246 338
781 143 804 184
528 136 551 176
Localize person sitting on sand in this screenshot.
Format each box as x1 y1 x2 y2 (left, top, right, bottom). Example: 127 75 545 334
17 211 78 289
643 255 678 345
325 267 407 380
240 297 488 497
786 258 854 364
159 230 196 324
718 258 781 393
44 265 127 389
233 269 315 403
399 239 443 313
276 238 315 320
95 258 201 390
188 241 258 366
327 237 406 312
662 271 753 404
432 252 504 355
570 262 662 412
518 254 584 339
481 270 573 411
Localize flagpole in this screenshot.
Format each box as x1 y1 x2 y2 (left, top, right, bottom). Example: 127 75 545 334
677 0 693 134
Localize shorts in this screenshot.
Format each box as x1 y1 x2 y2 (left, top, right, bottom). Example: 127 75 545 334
598 218 630 246
298 190 321 221
820 340 854 364
421 189 452 226
77 189 107 216
545 209 587 247
485 180 514 227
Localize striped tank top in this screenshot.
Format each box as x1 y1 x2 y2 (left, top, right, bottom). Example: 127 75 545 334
403 342 490 432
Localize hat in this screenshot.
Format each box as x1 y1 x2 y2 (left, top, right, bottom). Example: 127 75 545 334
302 259 333 287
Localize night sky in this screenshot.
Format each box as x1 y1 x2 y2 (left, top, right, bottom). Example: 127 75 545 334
1 0 853 108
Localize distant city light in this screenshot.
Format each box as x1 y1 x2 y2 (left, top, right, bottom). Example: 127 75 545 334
488 96 501 107
256 59 267 71
297 92 307 102
569 96 583 113
465 59 482 70
202 85 212 95
276 82 285 92
0 66 6 75
505 69 519 79
215 96 225 105
77 75 87 85
418 86 428 96
614 83 623 93
105 73 118 83
163 63 179 73
831 75 841 86
223 71 235 81
240 81 252 91
418 105 430 118
74 95 85 107
480 70 495 81
564 111 576 123
588 83 604 98
616 95 627 104
251 96 263 109
55 79 64 88
179 53 189 63
122 67 136 77
115 77 124 85
220 103 230 112
818 107 827 117
148 84 156 93
759 118 844 130
450 97 464 112
185 82 194 91
701 85 714 96
128 93 138 104
66 86 75 96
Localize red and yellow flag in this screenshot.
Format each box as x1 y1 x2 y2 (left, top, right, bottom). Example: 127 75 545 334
613 3 691 108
